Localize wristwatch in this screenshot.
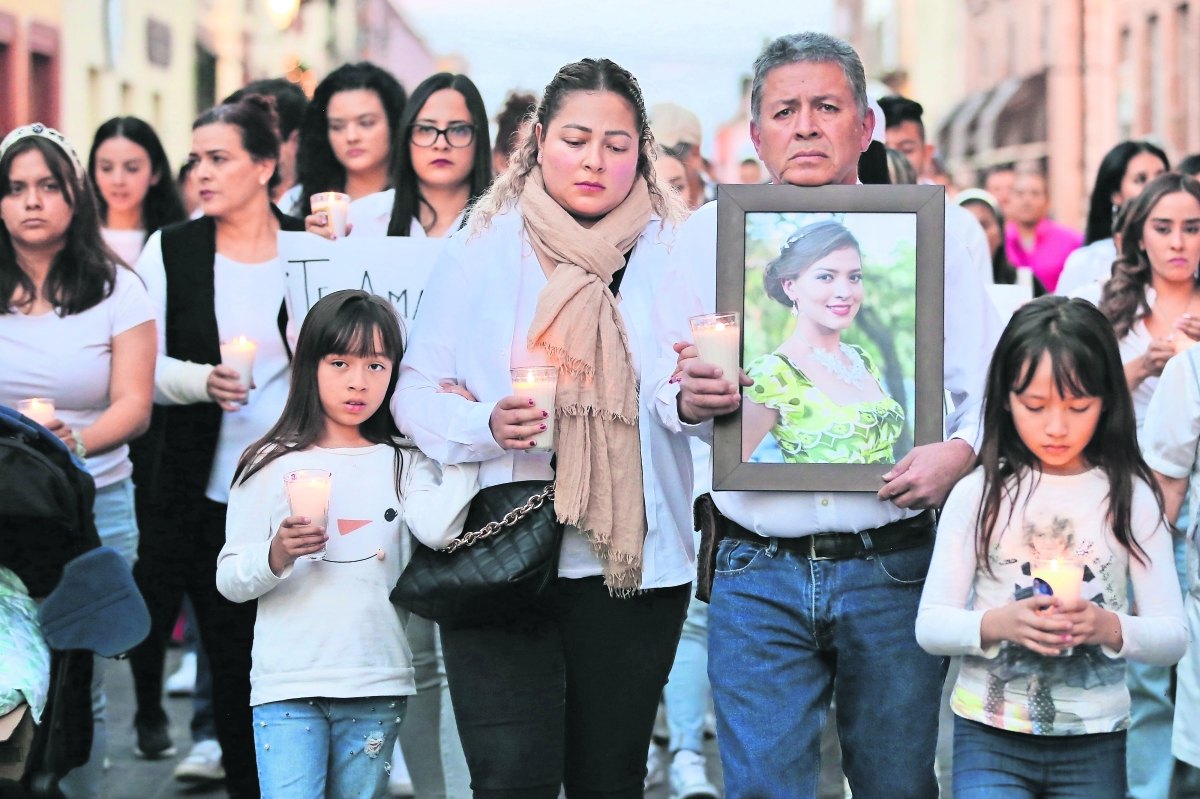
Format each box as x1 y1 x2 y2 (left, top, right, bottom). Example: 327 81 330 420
71 430 87 460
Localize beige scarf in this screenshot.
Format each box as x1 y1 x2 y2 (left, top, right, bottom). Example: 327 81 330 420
521 167 652 595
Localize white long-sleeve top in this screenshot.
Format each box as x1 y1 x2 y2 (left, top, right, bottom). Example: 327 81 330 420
649 198 1004 537
216 442 477 706
391 207 695 589
916 467 1186 735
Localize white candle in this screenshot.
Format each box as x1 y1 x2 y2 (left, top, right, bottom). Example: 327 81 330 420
1015 267 1034 290
1031 557 1085 605
284 469 332 562
17 398 55 426
220 336 258 404
311 191 351 238
690 313 742 385
511 367 558 452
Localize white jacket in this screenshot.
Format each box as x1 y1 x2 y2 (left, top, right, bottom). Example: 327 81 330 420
392 207 695 589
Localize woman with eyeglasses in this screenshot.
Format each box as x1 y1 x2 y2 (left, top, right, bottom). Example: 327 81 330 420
306 73 492 242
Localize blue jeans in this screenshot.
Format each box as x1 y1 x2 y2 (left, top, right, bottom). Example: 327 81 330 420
60 477 139 799
708 535 946 799
1126 530 1188 798
953 717 1127 798
664 591 710 754
253 696 407 799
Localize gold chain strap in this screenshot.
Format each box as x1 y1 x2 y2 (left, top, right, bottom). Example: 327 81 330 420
441 484 556 554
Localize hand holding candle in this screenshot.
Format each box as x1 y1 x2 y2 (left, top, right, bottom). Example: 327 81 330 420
310 192 351 238
690 313 742 388
510 367 558 452
17 398 55 427
219 336 258 406
284 469 332 562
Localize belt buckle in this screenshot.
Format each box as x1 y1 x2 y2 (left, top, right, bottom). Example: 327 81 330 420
808 535 833 562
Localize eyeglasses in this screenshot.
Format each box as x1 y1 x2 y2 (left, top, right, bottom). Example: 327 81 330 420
410 124 476 148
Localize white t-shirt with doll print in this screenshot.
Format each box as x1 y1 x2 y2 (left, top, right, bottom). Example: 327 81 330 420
216 441 477 706
916 467 1186 735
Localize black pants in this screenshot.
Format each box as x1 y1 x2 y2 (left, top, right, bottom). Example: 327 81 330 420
128 497 259 799
440 576 690 799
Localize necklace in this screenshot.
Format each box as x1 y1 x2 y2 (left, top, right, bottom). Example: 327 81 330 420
796 329 869 389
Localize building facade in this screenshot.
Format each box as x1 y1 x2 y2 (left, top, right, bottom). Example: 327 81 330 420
0 0 64 138
938 0 1200 229
0 0 438 172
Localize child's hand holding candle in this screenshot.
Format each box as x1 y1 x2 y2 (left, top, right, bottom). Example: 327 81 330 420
282 469 332 564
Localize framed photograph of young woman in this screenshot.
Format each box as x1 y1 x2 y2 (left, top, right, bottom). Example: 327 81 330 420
710 183 945 492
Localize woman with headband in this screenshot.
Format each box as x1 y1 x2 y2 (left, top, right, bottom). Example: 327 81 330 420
0 123 156 798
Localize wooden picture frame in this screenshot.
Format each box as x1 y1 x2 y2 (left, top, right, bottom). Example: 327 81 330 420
711 183 945 492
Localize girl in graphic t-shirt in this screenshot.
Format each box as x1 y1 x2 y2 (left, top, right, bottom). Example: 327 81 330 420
216 290 476 799
916 295 1187 798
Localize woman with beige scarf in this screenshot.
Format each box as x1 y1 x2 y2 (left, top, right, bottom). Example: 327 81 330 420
392 59 695 796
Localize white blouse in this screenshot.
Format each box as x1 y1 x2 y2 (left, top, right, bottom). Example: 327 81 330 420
392 207 695 589
1072 281 1158 432
342 189 465 239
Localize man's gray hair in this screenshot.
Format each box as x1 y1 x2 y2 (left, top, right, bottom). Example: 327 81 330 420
751 32 869 123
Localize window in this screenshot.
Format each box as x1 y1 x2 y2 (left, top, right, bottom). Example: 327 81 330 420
1118 27 1133 139
28 24 59 129
1176 5 1191 150
195 42 216 115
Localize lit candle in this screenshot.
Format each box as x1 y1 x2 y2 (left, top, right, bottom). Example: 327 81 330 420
219 336 258 404
310 191 352 238
1031 557 1085 605
17 397 55 426
284 469 333 562
689 312 742 386
510 366 558 452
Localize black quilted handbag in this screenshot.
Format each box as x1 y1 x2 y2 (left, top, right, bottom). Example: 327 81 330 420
390 480 564 626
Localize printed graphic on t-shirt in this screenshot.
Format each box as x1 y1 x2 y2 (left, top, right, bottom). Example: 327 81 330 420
954 506 1127 736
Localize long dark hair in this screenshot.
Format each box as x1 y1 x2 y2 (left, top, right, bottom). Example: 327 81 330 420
88 116 186 235
386 73 492 237
295 63 407 218
1100 172 1200 340
0 137 121 316
470 58 685 230
1085 141 1169 245
959 196 1048 295
194 94 282 191
234 290 408 495
975 296 1160 574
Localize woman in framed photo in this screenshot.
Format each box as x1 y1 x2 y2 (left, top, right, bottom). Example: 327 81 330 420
742 219 905 463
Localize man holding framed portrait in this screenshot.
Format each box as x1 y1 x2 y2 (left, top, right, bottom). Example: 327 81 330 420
651 32 1003 798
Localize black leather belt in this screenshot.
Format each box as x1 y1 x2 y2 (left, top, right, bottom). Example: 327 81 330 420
725 510 934 562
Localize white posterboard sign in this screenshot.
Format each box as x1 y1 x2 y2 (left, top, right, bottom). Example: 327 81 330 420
985 283 1033 322
278 231 447 328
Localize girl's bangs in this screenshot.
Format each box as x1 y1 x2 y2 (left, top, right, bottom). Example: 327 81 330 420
1010 325 1109 400
317 299 404 362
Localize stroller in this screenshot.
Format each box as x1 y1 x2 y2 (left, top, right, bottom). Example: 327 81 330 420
0 405 150 798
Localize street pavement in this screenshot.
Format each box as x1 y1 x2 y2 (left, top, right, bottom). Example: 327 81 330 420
100 649 228 799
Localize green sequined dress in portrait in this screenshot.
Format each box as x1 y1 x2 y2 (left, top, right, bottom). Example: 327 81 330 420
744 348 904 464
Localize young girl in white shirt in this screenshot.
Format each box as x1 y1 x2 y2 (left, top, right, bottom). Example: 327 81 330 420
916 295 1187 798
216 289 475 799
